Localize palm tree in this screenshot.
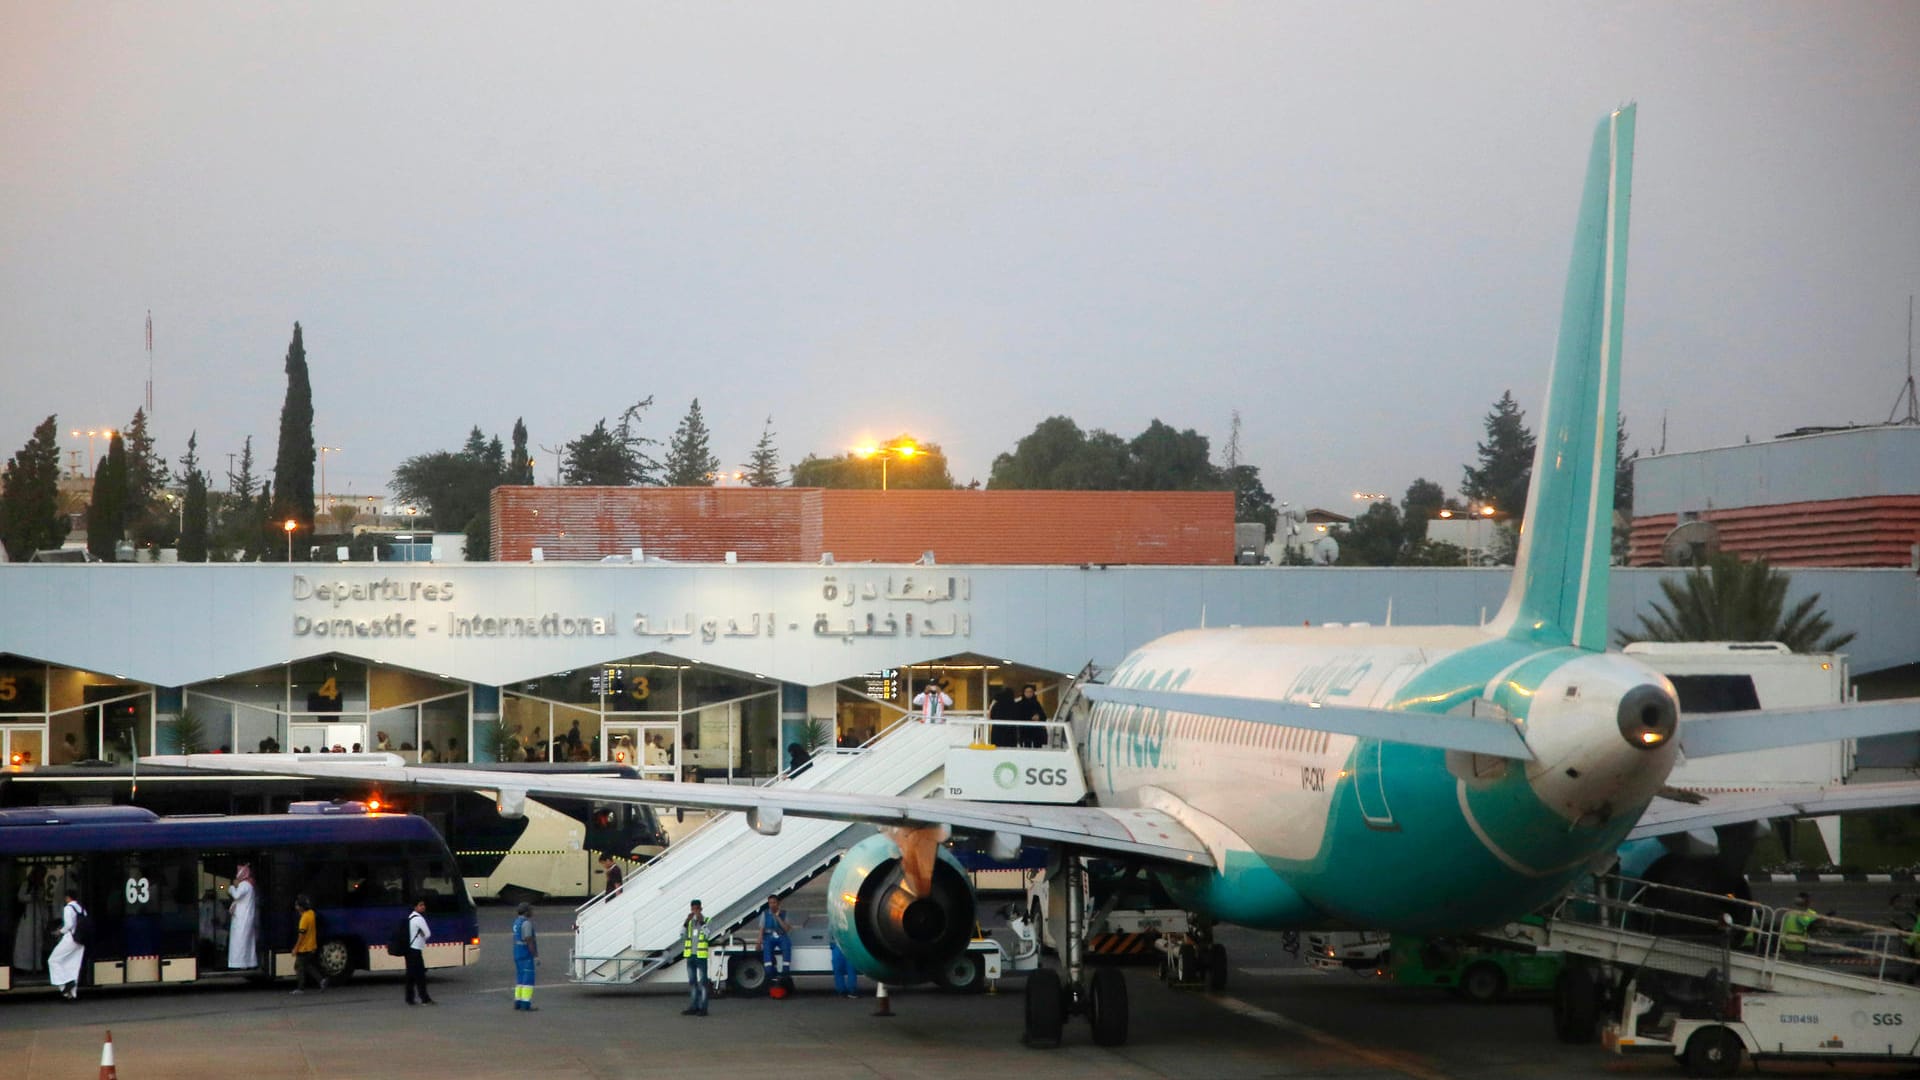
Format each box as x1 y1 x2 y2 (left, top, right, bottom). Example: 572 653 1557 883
1617 554 1857 653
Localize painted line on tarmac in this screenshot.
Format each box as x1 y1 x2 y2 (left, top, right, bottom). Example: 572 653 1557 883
1237 966 1328 978
1211 994 1452 1080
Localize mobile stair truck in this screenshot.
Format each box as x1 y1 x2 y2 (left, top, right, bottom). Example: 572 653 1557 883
1495 873 1920 1077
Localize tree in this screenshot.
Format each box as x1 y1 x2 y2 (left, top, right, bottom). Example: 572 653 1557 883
121 407 168 507
177 432 211 562
87 432 129 560
270 322 316 559
1125 421 1221 491
508 418 535 485
390 426 506 531
0 416 70 560
791 434 955 489
662 398 720 486
220 436 260 558
1461 390 1535 522
247 480 272 561
1616 554 1857 653
464 508 492 562
1613 413 1638 564
1226 465 1278 543
563 398 659 486
745 416 782 487
988 416 1129 490
1399 478 1451 546
1335 501 1404 566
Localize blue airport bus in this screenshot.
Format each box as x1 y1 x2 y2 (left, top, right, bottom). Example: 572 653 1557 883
0 802 481 994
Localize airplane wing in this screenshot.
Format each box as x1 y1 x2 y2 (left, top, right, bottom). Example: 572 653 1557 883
141 754 1215 870
1079 683 1533 759
1680 698 1920 758
1629 780 1920 840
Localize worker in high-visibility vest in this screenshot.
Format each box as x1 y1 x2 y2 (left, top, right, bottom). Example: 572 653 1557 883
1781 892 1821 954
682 899 711 1016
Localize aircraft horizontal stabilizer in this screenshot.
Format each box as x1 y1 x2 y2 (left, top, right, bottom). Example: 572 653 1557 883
1077 684 1534 760
1680 698 1920 758
1629 779 1920 840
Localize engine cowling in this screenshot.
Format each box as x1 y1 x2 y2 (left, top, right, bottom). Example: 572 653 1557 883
827 832 977 985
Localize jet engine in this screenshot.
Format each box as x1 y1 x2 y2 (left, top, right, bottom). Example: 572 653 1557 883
827 831 978 985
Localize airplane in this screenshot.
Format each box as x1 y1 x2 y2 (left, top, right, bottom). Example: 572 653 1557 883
151 105 1920 1048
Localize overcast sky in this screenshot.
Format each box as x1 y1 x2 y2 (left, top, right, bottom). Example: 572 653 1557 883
4 2 1917 516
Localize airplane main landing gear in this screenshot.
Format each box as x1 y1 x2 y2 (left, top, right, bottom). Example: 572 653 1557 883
1022 853 1136 1049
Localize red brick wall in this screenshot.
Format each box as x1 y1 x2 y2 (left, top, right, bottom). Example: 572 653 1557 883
491 487 1235 565
1628 495 1920 568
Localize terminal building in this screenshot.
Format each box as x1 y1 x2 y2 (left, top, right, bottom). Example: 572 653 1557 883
2 485 1918 779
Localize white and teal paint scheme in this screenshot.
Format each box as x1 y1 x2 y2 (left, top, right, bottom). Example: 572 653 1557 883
1078 105 1681 933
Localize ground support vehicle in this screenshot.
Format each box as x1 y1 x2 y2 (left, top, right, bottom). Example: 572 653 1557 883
709 920 1020 996
1610 986 1920 1076
1389 934 1564 1002
1306 930 1392 975
1026 861 1227 992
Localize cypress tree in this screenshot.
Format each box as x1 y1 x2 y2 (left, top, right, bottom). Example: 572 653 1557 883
178 432 211 562
87 433 129 560
0 415 71 560
270 322 316 559
509 418 535 485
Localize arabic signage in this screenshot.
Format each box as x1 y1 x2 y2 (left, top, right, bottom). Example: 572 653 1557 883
286 572 973 646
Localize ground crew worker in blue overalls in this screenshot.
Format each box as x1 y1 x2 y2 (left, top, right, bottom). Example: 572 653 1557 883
682 899 711 1016
511 902 538 1011
761 894 793 982
1782 892 1820 955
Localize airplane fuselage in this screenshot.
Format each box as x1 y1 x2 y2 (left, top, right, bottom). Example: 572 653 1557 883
1076 623 1681 933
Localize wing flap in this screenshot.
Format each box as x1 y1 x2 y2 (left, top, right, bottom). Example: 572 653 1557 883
1079 684 1534 759
142 754 1215 870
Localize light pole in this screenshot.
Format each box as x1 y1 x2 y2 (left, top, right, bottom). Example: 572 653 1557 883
854 440 919 491
69 428 115 475
283 518 297 562
318 446 342 515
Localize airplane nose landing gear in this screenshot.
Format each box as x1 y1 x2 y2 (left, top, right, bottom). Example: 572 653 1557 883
1021 853 1152 1048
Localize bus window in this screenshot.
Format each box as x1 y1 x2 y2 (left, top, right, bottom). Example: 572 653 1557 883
413 856 461 915
344 860 407 909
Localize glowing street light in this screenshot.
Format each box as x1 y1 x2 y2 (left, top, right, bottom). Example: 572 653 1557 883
854 440 920 491
69 428 116 475
283 518 297 562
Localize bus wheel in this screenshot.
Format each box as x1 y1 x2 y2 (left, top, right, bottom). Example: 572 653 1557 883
729 956 768 995
1461 962 1506 1004
317 940 355 983
1682 1026 1743 1078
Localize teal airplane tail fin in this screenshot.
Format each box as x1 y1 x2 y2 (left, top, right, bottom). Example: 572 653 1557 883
1487 106 1635 650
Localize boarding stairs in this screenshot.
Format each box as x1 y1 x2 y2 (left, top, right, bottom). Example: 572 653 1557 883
1494 874 1920 999
569 718 974 986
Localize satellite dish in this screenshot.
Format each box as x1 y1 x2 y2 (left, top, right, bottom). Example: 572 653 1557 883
1309 536 1340 565
1661 521 1720 567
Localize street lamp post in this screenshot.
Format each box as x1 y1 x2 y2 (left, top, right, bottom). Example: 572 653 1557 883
283 518 297 562
318 446 342 516
854 440 920 491
69 428 115 475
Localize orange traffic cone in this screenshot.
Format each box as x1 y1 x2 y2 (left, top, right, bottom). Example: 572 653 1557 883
99 1030 117 1080
872 981 893 1018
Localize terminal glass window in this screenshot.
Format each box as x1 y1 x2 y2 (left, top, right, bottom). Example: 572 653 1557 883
505 654 775 779
0 655 47 715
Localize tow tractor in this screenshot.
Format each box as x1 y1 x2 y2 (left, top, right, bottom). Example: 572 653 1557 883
708 911 1031 997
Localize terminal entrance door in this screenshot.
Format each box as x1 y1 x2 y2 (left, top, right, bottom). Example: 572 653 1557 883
603 720 678 777
1 726 44 768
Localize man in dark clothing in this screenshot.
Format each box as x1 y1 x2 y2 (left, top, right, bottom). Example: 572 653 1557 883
988 688 1018 748
600 855 624 898
1014 684 1050 747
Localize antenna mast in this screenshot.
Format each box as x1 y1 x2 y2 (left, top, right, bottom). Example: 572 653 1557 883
1890 295 1918 426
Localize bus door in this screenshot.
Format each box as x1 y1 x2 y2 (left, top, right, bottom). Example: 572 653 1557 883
102 852 198 986
197 852 266 975
2 856 70 990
